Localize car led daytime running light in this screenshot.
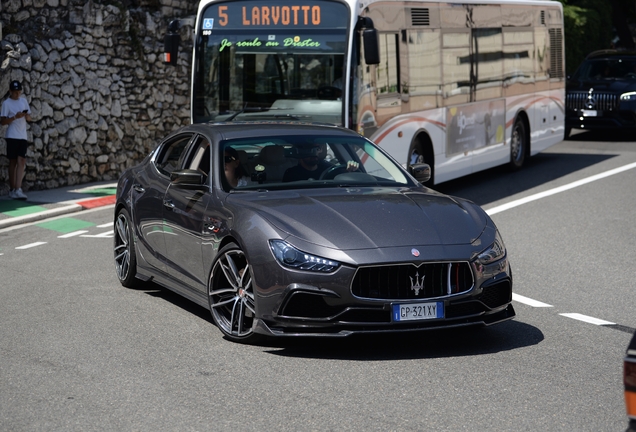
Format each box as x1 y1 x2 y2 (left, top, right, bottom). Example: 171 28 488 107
621 92 636 101
475 232 506 265
269 240 339 272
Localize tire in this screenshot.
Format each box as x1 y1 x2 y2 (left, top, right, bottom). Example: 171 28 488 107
509 118 527 170
408 138 434 187
114 208 140 288
208 243 262 343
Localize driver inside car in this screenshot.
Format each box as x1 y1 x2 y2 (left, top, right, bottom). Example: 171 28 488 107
282 143 359 182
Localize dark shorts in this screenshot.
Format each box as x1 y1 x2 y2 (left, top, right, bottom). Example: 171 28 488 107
6 138 28 159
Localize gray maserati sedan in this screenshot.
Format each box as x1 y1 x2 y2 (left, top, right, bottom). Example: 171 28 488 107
114 121 514 343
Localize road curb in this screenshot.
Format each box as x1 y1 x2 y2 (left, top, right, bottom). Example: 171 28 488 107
0 195 116 230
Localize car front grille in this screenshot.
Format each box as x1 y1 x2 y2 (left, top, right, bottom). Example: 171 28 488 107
352 262 474 300
566 91 618 111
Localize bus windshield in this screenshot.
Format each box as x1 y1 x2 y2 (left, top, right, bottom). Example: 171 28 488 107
193 0 351 124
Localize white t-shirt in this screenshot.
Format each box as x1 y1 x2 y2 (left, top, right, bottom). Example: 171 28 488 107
1 97 31 140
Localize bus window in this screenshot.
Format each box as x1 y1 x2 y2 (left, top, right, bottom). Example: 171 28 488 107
473 28 503 101
407 30 441 108
377 33 399 96
442 31 471 105
503 29 535 95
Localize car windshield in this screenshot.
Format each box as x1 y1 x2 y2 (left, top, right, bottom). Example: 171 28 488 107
220 134 413 192
573 58 636 80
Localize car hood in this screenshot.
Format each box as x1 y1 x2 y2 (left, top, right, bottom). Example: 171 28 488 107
227 187 487 250
567 78 636 93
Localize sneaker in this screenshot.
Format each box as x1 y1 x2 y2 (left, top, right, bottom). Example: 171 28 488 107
13 188 27 200
8 189 16 199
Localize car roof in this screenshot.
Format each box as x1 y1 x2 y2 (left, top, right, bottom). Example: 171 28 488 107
180 121 361 142
585 49 636 60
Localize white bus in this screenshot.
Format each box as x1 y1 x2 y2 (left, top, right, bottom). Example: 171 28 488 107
165 0 565 185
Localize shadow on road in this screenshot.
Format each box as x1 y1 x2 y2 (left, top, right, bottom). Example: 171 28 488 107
566 129 636 142
264 320 543 360
138 282 543 359
140 281 214 324
433 152 616 206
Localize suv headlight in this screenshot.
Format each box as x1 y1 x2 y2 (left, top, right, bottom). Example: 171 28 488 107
621 92 636 101
269 240 340 272
475 231 506 265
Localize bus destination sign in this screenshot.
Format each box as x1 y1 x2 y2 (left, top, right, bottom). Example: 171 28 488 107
202 0 349 30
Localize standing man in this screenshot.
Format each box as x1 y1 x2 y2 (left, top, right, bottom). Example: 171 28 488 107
1 80 32 199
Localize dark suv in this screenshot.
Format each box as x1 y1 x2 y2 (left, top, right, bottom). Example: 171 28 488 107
565 50 636 138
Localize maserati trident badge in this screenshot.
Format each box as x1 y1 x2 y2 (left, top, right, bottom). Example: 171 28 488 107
410 271 424 296
411 248 420 257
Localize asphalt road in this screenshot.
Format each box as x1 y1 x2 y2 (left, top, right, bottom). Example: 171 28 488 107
1 129 634 431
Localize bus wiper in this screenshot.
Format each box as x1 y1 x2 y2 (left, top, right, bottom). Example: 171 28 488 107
224 106 283 122
273 114 307 121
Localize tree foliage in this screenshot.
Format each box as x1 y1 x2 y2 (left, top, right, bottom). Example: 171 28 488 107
559 0 635 74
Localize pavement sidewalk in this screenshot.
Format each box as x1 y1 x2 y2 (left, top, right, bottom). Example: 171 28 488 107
0 181 117 229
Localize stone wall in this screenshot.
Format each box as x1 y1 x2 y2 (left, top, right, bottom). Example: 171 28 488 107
0 0 197 194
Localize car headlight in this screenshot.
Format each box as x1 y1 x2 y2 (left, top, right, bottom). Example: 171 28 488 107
621 92 636 101
475 231 506 265
269 240 340 272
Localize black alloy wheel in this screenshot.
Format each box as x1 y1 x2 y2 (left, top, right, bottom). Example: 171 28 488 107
510 118 527 170
208 243 261 343
114 208 139 288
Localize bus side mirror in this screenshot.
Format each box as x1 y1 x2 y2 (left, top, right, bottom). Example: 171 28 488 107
164 33 180 65
363 28 380 65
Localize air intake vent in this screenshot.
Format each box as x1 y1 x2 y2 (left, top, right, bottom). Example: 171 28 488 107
540 10 546 25
549 28 564 78
411 8 430 26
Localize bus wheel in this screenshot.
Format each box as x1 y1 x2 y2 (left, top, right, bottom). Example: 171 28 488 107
510 118 527 170
409 139 434 186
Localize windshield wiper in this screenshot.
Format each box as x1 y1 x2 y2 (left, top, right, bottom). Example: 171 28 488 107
224 105 283 122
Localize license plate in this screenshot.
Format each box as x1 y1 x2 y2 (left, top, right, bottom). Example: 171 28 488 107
392 302 444 322
581 109 598 117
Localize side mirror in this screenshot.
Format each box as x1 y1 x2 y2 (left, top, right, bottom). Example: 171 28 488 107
170 169 205 186
363 28 380 65
409 163 431 184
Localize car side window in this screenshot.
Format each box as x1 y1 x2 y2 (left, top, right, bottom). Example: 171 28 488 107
186 135 211 182
155 134 193 176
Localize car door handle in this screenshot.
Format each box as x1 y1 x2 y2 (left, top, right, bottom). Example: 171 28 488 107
163 199 175 210
133 184 145 193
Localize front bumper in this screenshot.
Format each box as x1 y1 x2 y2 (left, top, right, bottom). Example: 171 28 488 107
252 269 515 337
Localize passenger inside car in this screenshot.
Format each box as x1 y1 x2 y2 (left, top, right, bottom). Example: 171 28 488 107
283 142 359 182
224 146 249 188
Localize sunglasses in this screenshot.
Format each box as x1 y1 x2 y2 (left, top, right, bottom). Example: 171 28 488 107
224 155 236 163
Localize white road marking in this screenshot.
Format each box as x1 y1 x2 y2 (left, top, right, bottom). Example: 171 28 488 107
512 293 553 307
559 313 615 326
58 230 89 238
96 223 113 228
486 161 636 215
15 242 47 250
80 230 114 238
